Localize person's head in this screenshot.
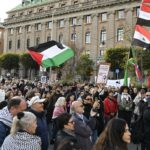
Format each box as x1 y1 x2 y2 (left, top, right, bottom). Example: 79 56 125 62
55 97 66 107
108 90 114 97
71 101 84 114
95 118 131 150
57 113 74 131
5 91 14 100
119 86 129 94
8 96 27 117
11 111 37 135
29 96 45 112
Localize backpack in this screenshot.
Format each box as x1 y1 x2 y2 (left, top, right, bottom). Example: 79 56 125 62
130 115 144 144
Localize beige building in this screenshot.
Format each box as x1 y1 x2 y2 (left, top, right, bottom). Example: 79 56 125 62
0 23 5 54
4 0 141 62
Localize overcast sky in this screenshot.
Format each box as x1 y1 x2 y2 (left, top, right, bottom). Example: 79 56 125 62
0 0 21 22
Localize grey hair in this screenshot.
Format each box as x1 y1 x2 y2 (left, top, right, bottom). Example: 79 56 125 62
55 97 66 107
11 111 36 135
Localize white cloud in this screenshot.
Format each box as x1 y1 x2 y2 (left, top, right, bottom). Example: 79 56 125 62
0 0 21 22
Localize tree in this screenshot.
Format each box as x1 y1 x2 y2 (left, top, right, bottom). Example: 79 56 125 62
20 53 39 69
20 53 39 79
0 53 19 71
76 54 94 81
104 47 129 71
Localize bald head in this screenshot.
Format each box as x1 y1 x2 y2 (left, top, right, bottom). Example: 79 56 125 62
71 101 84 114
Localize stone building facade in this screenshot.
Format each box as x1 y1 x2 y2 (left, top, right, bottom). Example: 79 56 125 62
0 23 5 54
4 0 141 62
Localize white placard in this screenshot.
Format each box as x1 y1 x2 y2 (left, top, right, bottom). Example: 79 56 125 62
97 63 110 84
41 76 47 83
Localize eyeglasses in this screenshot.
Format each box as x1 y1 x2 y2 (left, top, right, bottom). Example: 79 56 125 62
86 98 92 101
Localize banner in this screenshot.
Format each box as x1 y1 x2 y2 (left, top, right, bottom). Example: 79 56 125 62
97 63 110 84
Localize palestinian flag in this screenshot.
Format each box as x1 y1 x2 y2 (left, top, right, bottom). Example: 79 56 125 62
137 3 150 26
132 25 150 49
28 40 74 68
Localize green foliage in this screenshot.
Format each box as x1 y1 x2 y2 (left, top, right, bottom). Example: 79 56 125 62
104 47 129 71
0 53 19 70
76 54 94 81
20 53 39 69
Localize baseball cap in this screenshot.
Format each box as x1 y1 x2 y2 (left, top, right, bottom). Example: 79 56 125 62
28 96 45 107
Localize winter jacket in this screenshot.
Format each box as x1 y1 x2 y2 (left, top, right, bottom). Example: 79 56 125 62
0 107 13 147
1 131 41 150
54 129 82 150
72 113 96 150
29 109 48 150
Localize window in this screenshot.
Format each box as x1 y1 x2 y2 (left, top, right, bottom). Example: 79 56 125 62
118 10 125 19
100 29 106 43
39 8 43 12
47 36 51 42
101 13 107 21
59 34 63 43
48 21 52 29
74 0 78 4
117 28 124 41
61 3 65 7
8 40 12 50
136 7 140 17
28 11 32 14
10 28 13 35
86 15 91 24
36 37 40 45
59 19 64 28
27 39 30 48
71 33 76 41
72 17 77 25
85 32 91 44
35 23 41 31
17 39 21 49
100 50 104 57
26 25 31 32
17 27 22 34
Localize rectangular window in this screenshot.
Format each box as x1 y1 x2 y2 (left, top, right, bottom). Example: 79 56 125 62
86 15 91 24
136 7 140 17
17 27 22 34
26 25 31 32
100 29 106 43
118 10 125 19
117 28 124 41
48 21 52 29
72 17 77 25
47 36 51 41
10 28 13 35
36 37 40 45
17 39 21 49
85 32 91 44
59 19 64 28
27 39 30 48
9 40 12 50
35 23 41 31
71 33 76 41
101 13 107 21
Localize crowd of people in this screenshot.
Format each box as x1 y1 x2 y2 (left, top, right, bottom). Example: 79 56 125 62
0 78 150 150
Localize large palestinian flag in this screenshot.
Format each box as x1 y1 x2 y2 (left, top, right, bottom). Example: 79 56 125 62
28 40 74 68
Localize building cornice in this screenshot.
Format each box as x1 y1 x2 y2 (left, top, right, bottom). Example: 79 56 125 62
4 0 141 26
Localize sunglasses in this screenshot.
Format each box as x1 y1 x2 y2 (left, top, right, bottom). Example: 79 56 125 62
146 95 150 96
86 98 92 101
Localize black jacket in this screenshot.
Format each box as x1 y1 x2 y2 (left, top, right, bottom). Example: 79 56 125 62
54 129 82 150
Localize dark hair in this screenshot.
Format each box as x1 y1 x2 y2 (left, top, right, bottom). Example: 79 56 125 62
119 86 129 94
57 113 72 130
8 98 22 110
95 118 128 150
